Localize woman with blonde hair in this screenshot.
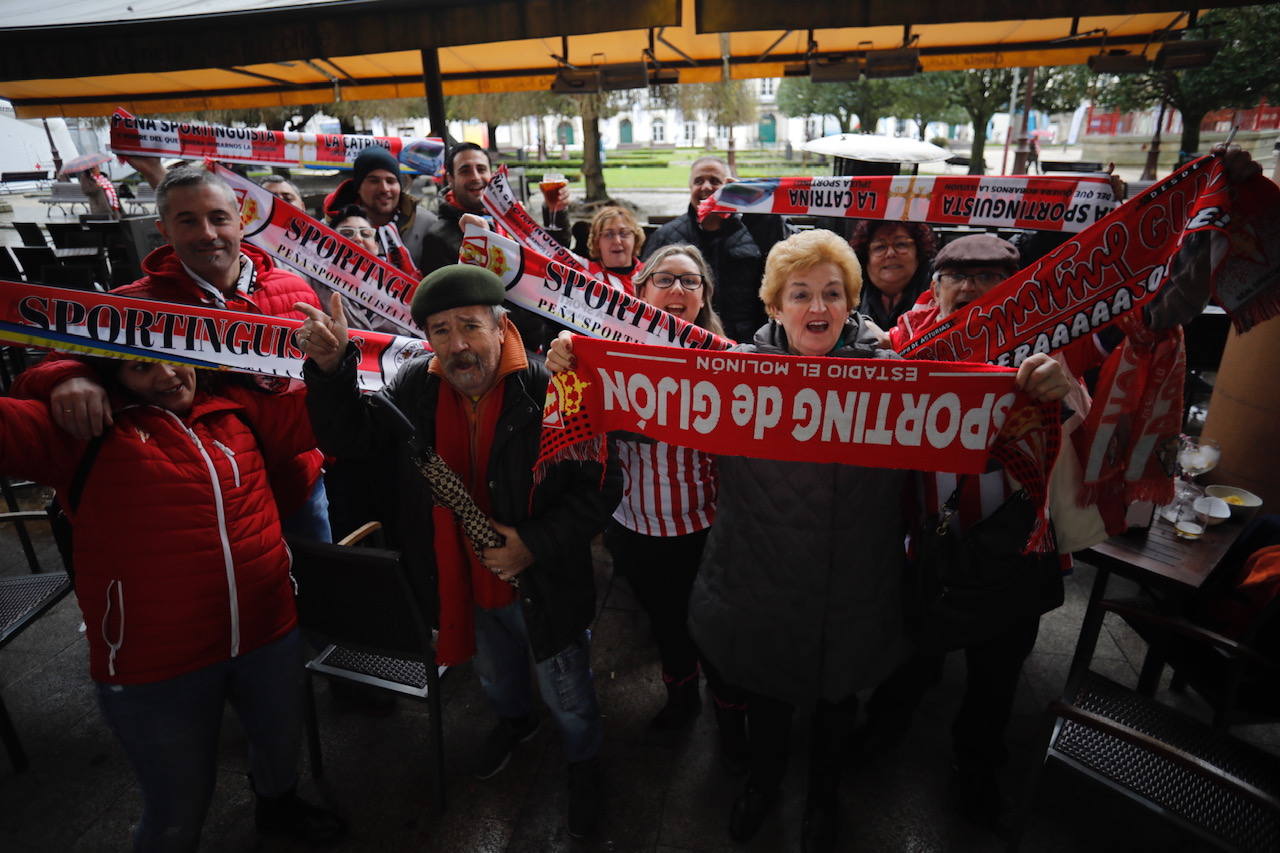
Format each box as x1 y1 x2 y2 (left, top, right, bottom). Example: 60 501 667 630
585 205 645 294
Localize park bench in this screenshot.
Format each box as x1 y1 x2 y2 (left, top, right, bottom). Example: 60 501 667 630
0 171 51 193
39 182 93 217
1040 160 1105 174
122 184 157 215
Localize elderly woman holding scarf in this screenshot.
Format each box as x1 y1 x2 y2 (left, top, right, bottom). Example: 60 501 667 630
547 244 749 768
686 230 1070 852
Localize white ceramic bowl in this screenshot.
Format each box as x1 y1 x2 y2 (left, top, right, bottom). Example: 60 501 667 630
1192 496 1231 526
1204 485 1263 520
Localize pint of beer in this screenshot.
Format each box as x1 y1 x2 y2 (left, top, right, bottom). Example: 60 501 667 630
540 172 567 214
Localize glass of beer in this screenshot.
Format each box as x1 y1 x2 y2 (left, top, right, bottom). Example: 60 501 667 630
540 172 567 215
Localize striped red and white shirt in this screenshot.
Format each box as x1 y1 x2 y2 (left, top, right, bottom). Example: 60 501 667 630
920 470 1014 533
613 439 717 537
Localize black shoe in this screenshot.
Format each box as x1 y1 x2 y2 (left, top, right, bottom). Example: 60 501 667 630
713 704 750 775
951 764 1006 832
652 676 701 730
567 757 602 839
255 788 347 845
801 798 839 853
728 781 776 843
475 715 540 780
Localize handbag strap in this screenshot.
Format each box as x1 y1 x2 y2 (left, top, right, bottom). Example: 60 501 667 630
935 475 967 535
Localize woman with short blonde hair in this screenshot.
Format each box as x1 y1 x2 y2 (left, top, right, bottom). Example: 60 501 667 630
758 227 862 313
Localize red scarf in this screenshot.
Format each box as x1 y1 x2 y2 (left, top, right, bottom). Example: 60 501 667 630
429 339 522 664
1076 316 1184 533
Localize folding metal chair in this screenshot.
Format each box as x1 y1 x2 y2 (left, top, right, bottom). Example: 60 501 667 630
287 523 448 810
0 508 73 771
1015 597 1280 851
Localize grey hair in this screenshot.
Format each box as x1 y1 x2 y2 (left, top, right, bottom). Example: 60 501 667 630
156 165 237 220
690 155 729 175
489 305 509 327
259 174 299 192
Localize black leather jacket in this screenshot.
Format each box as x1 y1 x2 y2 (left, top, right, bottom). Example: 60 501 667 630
304 346 621 661
641 206 791 344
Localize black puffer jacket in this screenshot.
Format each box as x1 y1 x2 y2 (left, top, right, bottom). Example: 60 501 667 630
304 346 621 661
688 316 911 704
641 206 791 344
417 198 468 274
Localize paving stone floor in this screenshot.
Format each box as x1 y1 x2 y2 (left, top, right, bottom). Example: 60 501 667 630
3 502 1276 852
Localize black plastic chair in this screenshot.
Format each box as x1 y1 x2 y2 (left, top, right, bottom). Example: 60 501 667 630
0 247 23 282
11 247 57 281
1017 597 1280 851
0 508 73 771
12 222 46 247
287 523 448 810
46 222 88 250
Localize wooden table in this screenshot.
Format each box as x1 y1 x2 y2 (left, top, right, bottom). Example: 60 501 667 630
1069 517 1248 691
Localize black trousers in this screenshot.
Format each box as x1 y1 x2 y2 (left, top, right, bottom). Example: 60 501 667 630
735 689 861 803
605 522 708 684
867 611 1042 772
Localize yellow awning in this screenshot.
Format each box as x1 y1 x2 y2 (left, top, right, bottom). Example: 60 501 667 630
0 0 1224 118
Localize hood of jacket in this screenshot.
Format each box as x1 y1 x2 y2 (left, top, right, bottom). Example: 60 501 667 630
140 241 279 283
749 314 895 360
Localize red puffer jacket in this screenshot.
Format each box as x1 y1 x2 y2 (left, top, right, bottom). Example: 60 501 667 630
11 244 324 513
0 383 313 684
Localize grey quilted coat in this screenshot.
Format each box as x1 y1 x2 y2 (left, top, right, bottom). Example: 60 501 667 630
688 316 911 705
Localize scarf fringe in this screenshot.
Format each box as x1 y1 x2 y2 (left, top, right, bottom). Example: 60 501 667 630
533 435 606 489
1230 293 1280 334
1024 513 1057 555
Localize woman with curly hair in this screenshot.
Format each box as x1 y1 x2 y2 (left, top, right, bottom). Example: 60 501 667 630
848 220 937 331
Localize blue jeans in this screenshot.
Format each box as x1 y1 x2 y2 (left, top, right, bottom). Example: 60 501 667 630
281 478 332 543
96 629 305 852
472 602 602 763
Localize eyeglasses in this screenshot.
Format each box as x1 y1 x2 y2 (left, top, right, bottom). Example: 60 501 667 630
648 273 704 290
868 240 916 256
935 271 1005 288
599 229 635 242
338 227 377 240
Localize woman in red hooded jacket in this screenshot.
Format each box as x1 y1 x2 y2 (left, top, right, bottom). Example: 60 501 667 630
0 358 344 851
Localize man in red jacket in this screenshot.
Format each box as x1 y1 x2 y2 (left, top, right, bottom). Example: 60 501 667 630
15 165 328 534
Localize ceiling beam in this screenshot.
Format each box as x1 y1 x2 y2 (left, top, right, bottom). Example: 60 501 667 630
0 0 681 82
693 0 1259 32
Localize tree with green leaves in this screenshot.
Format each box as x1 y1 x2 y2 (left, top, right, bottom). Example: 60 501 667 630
324 98 427 134
158 105 323 132
445 92 531 152
553 90 637 201
657 80 758 169
776 77 896 134
887 75 965 141
937 69 1015 174
1091 5 1280 158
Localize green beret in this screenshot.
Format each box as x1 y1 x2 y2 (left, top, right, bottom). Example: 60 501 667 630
411 264 506 328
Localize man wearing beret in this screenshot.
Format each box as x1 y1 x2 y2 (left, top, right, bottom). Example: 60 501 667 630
324 145 437 270
296 265 620 839
862 234 1076 835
